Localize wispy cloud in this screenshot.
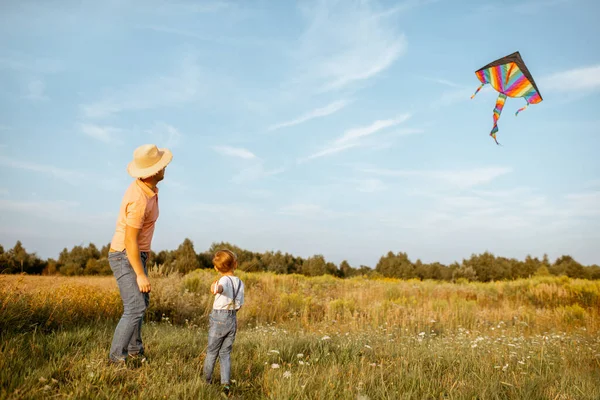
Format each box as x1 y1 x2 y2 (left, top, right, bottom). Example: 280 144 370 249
301 113 412 161
0 199 79 217
0 155 85 183
141 0 233 15
145 122 182 148
540 65 600 92
212 145 257 160
431 85 494 109
563 191 600 217
292 0 410 93
511 0 572 14
477 0 572 15
80 53 202 118
277 203 355 219
336 114 411 145
421 77 463 88
80 123 124 144
300 143 360 162
23 79 47 101
231 164 285 184
138 25 282 48
0 55 64 74
360 166 513 188
344 178 386 193
268 99 351 131
187 202 256 218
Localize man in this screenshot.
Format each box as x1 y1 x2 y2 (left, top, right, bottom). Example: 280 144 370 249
107 144 172 364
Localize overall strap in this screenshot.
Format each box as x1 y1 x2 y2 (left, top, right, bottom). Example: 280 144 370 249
225 276 241 309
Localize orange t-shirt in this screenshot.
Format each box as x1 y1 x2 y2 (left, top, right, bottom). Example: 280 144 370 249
110 179 159 252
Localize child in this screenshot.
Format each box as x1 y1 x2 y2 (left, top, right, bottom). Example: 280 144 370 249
203 249 245 395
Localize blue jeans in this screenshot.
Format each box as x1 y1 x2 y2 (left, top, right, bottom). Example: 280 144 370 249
203 310 237 384
108 250 149 362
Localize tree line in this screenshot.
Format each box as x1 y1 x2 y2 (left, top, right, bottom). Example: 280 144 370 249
1 239 599 282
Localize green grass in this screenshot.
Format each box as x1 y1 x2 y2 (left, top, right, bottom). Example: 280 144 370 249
2 273 600 398
2 321 599 399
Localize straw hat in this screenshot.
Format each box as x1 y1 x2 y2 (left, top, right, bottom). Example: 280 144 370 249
127 144 173 178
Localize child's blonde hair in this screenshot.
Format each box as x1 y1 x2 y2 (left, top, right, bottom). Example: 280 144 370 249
213 249 237 273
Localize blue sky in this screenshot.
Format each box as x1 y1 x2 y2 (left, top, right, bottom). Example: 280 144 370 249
1 0 599 268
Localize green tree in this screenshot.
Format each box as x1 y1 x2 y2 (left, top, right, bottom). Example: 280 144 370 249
375 251 414 279
301 255 328 276
172 238 200 274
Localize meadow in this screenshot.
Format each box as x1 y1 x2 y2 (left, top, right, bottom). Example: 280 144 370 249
1 270 599 399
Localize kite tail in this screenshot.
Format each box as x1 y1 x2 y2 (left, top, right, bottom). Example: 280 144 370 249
515 102 529 116
490 93 507 145
471 83 485 99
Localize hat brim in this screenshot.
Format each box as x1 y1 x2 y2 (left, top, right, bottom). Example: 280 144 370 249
127 148 173 179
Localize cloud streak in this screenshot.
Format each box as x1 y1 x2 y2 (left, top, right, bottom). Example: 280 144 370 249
80 123 124 144
302 113 412 161
360 166 513 188
293 0 409 93
0 155 86 183
80 53 202 118
540 65 600 92
212 145 257 160
268 99 351 131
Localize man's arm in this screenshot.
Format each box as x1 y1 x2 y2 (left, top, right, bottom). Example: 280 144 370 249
125 224 151 293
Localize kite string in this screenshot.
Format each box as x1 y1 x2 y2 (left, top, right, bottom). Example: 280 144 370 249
471 83 485 99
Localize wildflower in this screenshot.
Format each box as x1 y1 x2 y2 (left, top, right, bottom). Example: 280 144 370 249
271 363 280 369
283 371 291 379
321 335 331 341
297 353 304 358
268 350 280 354
364 344 372 349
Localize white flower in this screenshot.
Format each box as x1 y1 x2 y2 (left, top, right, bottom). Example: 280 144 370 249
268 349 280 354
297 353 304 358
364 345 372 349
283 371 291 379
299 361 305 365
271 363 280 369
321 336 331 341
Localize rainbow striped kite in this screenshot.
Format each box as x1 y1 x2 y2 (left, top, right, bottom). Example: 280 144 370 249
471 51 543 145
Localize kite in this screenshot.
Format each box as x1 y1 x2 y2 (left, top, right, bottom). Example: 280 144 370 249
471 51 543 145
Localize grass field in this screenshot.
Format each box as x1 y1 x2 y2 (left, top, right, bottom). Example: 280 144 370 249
1 271 600 399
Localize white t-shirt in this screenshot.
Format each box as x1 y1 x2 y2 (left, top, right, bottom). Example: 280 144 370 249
213 275 244 310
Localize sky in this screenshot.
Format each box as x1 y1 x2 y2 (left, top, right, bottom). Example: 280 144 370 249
0 0 599 268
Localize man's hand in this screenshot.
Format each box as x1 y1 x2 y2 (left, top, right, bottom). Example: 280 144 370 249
137 274 151 293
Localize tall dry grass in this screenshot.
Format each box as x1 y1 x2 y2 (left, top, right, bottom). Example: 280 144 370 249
2 272 600 398
1 271 599 335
